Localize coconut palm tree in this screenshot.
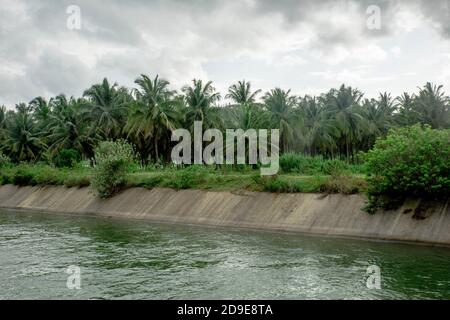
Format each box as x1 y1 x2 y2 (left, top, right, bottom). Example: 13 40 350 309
83 78 129 139
226 80 261 106
323 84 364 160
47 95 98 159
125 74 181 162
30 97 52 137
414 82 450 129
4 111 46 162
395 92 418 126
0 105 7 146
15 102 31 115
263 88 297 153
225 103 269 130
297 96 338 156
182 79 222 129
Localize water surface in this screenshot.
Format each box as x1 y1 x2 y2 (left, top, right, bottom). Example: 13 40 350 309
1 211 449 299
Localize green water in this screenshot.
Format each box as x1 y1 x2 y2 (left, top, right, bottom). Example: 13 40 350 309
0 211 449 300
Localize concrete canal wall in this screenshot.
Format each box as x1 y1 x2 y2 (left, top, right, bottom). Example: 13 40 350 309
0 184 449 246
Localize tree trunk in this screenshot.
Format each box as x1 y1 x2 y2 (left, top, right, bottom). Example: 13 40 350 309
154 138 159 162
345 136 350 161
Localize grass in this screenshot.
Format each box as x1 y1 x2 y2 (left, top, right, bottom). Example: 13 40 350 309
0 162 367 194
279 153 366 175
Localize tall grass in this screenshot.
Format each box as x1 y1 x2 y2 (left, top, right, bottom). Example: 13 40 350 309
0 155 367 195
279 153 365 175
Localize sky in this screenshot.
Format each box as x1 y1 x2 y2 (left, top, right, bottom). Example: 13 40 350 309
1 0 450 108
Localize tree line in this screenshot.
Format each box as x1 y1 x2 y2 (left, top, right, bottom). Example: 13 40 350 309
0 75 449 164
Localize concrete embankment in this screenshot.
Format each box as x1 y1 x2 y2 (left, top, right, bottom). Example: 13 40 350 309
0 184 449 246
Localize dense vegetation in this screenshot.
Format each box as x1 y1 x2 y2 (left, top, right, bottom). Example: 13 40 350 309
0 158 367 196
91 140 136 198
0 76 449 203
364 125 450 213
1 76 449 165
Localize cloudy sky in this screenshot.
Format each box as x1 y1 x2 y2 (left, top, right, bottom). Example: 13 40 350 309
1 0 450 108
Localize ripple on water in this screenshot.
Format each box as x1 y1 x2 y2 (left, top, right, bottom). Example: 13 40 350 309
1 211 450 299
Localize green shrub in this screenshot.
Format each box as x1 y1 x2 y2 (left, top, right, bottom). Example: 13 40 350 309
279 153 361 175
321 159 347 176
261 177 301 193
12 169 37 186
53 149 81 168
0 153 11 168
64 175 91 188
91 140 136 198
319 174 366 194
0 173 11 185
129 174 163 189
163 166 209 190
364 125 450 213
279 153 315 173
253 175 314 193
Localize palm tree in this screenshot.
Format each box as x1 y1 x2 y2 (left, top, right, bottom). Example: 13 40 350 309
30 97 52 137
182 79 222 129
395 92 418 126
225 103 269 130
125 74 181 162
4 111 45 162
30 97 51 123
226 80 261 106
15 102 31 115
263 88 297 152
414 82 450 129
83 78 129 139
297 96 338 156
47 95 98 159
323 84 364 160
0 105 7 146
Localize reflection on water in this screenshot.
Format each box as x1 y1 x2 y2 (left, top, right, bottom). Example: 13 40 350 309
0 211 449 299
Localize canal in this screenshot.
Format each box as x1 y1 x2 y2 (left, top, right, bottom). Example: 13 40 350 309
1 211 449 299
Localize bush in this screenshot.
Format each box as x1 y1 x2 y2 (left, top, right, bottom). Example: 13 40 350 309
279 153 361 175
131 175 163 189
163 166 209 190
91 140 136 198
12 169 37 186
321 159 347 176
279 153 316 173
0 153 11 168
53 149 81 168
261 177 302 193
319 174 366 194
0 173 11 185
364 125 450 213
64 175 91 188
252 175 323 193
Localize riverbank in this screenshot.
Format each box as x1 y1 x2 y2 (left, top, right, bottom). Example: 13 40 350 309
0 163 367 194
0 184 449 246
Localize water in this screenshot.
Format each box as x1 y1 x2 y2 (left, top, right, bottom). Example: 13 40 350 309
0 211 449 300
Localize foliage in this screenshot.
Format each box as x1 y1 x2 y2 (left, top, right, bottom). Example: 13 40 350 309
1 76 449 165
0 153 11 168
319 173 366 194
53 148 81 168
91 140 136 198
163 166 210 190
4 111 45 162
1 75 449 204
364 125 450 213
279 153 363 175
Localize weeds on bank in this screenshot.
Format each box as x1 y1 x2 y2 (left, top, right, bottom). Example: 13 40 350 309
0 157 367 196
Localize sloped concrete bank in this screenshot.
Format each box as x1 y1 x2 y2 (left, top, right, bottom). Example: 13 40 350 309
0 184 449 246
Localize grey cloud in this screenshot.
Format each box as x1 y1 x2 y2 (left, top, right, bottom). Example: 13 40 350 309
1 0 450 107
417 0 450 38
27 48 93 97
